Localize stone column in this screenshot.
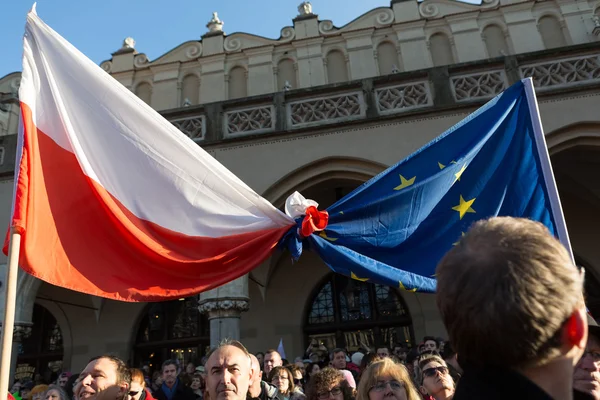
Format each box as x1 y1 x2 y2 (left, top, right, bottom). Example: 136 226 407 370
198 275 249 348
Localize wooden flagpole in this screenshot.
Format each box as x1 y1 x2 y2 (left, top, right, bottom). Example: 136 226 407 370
0 229 21 398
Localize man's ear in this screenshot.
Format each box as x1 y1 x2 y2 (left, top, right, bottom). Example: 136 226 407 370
117 383 130 400
562 306 588 355
419 386 428 396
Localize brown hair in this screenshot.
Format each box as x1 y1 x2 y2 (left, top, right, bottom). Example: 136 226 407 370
305 368 353 400
268 366 295 395
130 368 146 387
436 217 584 369
88 355 132 389
357 358 420 400
28 385 48 400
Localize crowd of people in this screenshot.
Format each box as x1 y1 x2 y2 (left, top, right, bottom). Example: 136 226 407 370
6 217 600 399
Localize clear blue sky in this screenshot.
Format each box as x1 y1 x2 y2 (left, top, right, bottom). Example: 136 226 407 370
1 0 399 78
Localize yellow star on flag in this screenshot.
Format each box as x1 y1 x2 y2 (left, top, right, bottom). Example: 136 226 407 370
399 281 417 292
319 231 338 242
452 195 476 220
454 164 467 183
351 272 369 282
394 175 416 191
438 162 446 170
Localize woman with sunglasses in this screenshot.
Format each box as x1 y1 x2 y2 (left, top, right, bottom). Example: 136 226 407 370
417 355 454 400
305 368 354 400
269 366 306 400
130 368 157 400
356 358 420 400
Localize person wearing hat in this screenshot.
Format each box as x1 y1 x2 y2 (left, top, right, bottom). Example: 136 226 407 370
574 318 600 399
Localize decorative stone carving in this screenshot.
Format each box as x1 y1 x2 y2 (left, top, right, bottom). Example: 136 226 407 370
100 61 112 73
375 81 432 115
171 115 206 141
182 98 192 107
122 37 135 50
280 26 296 41
298 1 313 16
375 9 395 25
283 80 292 91
391 64 400 74
319 20 336 35
207 12 224 33
288 92 366 128
198 299 250 314
224 105 276 137
133 54 149 68
451 71 507 101
185 42 203 59
224 37 242 52
593 16 600 36
520 54 600 91
9 78 20 95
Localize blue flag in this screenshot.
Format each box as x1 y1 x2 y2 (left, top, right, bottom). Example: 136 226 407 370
304 79 567 293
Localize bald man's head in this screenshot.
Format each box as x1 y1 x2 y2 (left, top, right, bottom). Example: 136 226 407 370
249 354 262 398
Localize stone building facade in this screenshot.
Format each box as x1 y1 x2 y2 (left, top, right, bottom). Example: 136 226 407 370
0 0 599 383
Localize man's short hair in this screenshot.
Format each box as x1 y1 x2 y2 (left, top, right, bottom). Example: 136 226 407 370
88 355 131 387
423 337 439 347
436 217 584 369
332 348 346 356
161 359 178 372
207 339 252 367
265 349 279 355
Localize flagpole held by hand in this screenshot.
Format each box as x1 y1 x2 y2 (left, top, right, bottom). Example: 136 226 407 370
0 229 22 398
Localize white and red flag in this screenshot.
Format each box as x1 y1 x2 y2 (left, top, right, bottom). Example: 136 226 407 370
5 6 295 301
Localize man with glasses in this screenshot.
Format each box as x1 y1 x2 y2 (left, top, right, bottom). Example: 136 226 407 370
574 320 600 399
417 354 454 400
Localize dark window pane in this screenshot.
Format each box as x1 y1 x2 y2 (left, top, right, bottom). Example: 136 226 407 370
308 282 334 324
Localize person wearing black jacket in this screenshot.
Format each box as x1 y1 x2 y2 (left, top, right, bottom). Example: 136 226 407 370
154 361 196 400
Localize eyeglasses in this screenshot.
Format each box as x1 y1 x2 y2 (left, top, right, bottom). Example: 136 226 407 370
128 391 141 397
317 387 342 399
369 380 404 392
582 350 600 363
422 366 448 379
294 379 303 385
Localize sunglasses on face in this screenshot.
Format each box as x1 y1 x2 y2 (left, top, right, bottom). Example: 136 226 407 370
294 379 303 385
422 366 448 378
128 391 141 397
317 387 342 400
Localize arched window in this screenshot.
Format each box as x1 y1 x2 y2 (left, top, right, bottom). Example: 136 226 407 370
228 67 248 99
429 33 454 67
538 15 566 49
483 24 510 58
277 59 296 91
17 304 63 383
304 274 413 351
377 42 400 75
134 296 209 374
135 82 152 105
326 50 348 84
181 74 200 106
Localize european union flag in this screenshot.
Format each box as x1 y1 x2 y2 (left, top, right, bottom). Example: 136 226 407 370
307 79 568 292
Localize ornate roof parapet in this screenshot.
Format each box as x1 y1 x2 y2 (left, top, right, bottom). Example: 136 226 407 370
205 12 224 36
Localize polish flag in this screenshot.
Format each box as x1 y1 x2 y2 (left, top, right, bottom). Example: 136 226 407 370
4 6 295 301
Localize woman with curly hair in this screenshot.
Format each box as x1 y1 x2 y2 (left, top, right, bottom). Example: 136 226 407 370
269 366 306 400
357 358 421 400
305 368 354 400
